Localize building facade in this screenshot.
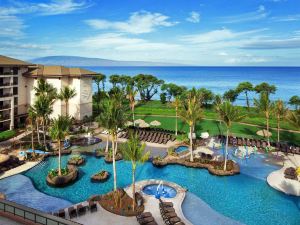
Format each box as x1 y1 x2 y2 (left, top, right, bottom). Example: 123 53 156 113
0 55 98 131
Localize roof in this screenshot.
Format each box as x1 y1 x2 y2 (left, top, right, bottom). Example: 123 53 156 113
23 65 99 78
0 55 33 66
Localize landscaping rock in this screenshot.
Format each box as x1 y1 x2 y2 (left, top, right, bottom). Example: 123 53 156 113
68 157 85 166
104 153 123 163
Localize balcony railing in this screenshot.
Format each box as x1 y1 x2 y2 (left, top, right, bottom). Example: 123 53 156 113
0 83 17 87
0 198 82 225
0 104 11 110
0 93 13 98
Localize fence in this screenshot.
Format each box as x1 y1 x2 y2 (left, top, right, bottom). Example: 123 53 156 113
0 198 82 225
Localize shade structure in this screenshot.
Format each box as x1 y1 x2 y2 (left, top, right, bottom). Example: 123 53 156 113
200 132 209 139
256 129 272 137
125 121 133 126
0 154 9 164
197 147 214 155
134 119 145 124
150 120 161 126
139 122 150 128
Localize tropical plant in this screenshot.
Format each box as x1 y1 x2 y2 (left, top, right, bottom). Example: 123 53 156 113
254 93 274 147
178 88 203 162
34 78 56 99
160 93 167 104
254 82 277 96
172 97 181 136
287 110 300 129
236 82 253 109
161 83 186 102
93 73 106 113
197 88 214 106
223 89 239 103
58 86 76 117
216 101 244 171
121 133 149 211
272 100 288 143
289 95 300 110
27 106 37 157
49 115 71 176
126 85 138 126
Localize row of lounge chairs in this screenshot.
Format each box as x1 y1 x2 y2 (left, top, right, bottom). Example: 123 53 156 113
159 199 185 225
284 167 298 180
119 129 176 144
53 201 97 219
217 135 300 155
136 212 158 225
198 152 213 160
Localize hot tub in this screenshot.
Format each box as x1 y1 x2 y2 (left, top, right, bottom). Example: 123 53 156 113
143 184 177 198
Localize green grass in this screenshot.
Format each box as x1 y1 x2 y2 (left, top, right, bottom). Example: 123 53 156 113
0 130 16 141
134 115 300 146
133 100 299 131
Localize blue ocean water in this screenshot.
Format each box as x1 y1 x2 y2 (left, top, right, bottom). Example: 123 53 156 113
86 66 300 106
16 154 300 225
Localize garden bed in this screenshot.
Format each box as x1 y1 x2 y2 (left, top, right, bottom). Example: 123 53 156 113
46 165 78 187
104 153 123 163
91 170 110 182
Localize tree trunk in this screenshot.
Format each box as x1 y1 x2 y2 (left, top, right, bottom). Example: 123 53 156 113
36 120 41 144
112 134 117 191
105 134 109 153
245 91 250 109
42 118 46 149
58 139 62 176
132 104 135 126
223 129 229 171
189 126 194 162
31 123 35 158
97 84 101 114
277 115 280 143
175 108 178 136
266 113 270 147
66 100 69 117
132 167 136 212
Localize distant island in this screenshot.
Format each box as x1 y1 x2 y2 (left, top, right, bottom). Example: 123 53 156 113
31 56 184 67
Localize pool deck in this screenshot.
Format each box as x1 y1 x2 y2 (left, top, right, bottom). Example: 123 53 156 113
0 161 41 180
70 179 192 225
267 152 300 196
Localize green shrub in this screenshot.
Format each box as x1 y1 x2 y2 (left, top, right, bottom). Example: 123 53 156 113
0 130 16 141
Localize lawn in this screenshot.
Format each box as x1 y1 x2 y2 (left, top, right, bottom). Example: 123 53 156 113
133 100 299 131
0 130 16 141
134 115 300 146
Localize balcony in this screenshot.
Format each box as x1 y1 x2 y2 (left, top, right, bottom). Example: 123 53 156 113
0 83 18 87
0 104 11 111
0 93 13 98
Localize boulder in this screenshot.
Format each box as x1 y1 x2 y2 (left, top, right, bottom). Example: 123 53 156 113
91 171 110 182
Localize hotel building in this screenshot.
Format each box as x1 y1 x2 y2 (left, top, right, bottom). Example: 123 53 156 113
0 55 98 131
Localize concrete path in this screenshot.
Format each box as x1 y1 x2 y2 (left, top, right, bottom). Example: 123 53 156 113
0 161 40 180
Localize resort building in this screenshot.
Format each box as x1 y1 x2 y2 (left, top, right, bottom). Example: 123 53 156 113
0 55 98 130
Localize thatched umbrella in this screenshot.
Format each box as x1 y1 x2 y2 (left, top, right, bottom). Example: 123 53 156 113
200 132 209 139
125 121 133 127
256 129 272 137
139 122 150 128
150 120 161 127
134 119 145 124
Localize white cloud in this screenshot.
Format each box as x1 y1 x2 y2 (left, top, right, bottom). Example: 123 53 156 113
186 11 200 23
225 55 269 64
0 15 25 38
272 14 300 22
221 5 268 23
85 11 177 34
241 37 300 49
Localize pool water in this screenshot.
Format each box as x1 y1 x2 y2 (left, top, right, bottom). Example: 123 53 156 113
21 154 300 225
143 184 177 198
175 145 189 153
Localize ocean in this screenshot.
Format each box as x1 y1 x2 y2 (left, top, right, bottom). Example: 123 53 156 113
86 66 300 106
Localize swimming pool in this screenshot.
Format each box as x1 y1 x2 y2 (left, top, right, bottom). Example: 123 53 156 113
2 153 300 225
175 145 189 153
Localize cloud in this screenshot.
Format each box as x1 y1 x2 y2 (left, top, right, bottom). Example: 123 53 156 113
0 0 90 16
0 41 50 50
272 14 300 22
186 11 200 23
221 5 268 23
225 55 269 64
0 15 25 38
85 11 177 34
241 38 300 49
181 28 268 44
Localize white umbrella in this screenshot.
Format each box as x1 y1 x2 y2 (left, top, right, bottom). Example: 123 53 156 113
134 119 145 124
200 132 209 139
150 120 161 126
256 129 272 137
125 121 133 126
197 147 214 155
139 122 150 128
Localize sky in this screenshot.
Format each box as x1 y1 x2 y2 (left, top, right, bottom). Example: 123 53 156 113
0 0 300 66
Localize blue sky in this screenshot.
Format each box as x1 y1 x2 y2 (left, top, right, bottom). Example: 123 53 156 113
0 0 300 65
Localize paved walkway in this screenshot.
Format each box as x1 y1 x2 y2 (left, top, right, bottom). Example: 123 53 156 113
0 161 40 180
0 216 23 225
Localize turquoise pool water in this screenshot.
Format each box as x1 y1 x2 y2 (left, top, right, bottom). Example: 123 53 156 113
143 184 177 198
22 154 300 225
175 145 189 153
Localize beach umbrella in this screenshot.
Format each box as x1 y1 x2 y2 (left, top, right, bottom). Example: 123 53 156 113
139 122 150 128
200 132 209 139
256 129 272 137
134 119 145 124
150 120 161 126
125 121 133 127
197 147 214 155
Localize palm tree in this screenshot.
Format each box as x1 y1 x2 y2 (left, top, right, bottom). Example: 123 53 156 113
273 100 288 143
49 116 71 175
34 78 56 99
236 82 253 110
172 97 180 136
27 106 37 157
126 85 138 126
93 74 106 113
121 133 149 211
100 95 127 190
216 101 244 171
179 88 202 162
254 93 274 147
97 102 111 153
33 96 54 148
58 86 76 117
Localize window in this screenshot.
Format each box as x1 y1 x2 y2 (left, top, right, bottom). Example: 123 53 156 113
14 97 18 105
13 77 18 85
0 67 3 74
12 67 18 74
13 87 18 95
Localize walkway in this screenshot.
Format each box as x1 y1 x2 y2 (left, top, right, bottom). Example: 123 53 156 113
0 216 23 225
0 161 40 180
